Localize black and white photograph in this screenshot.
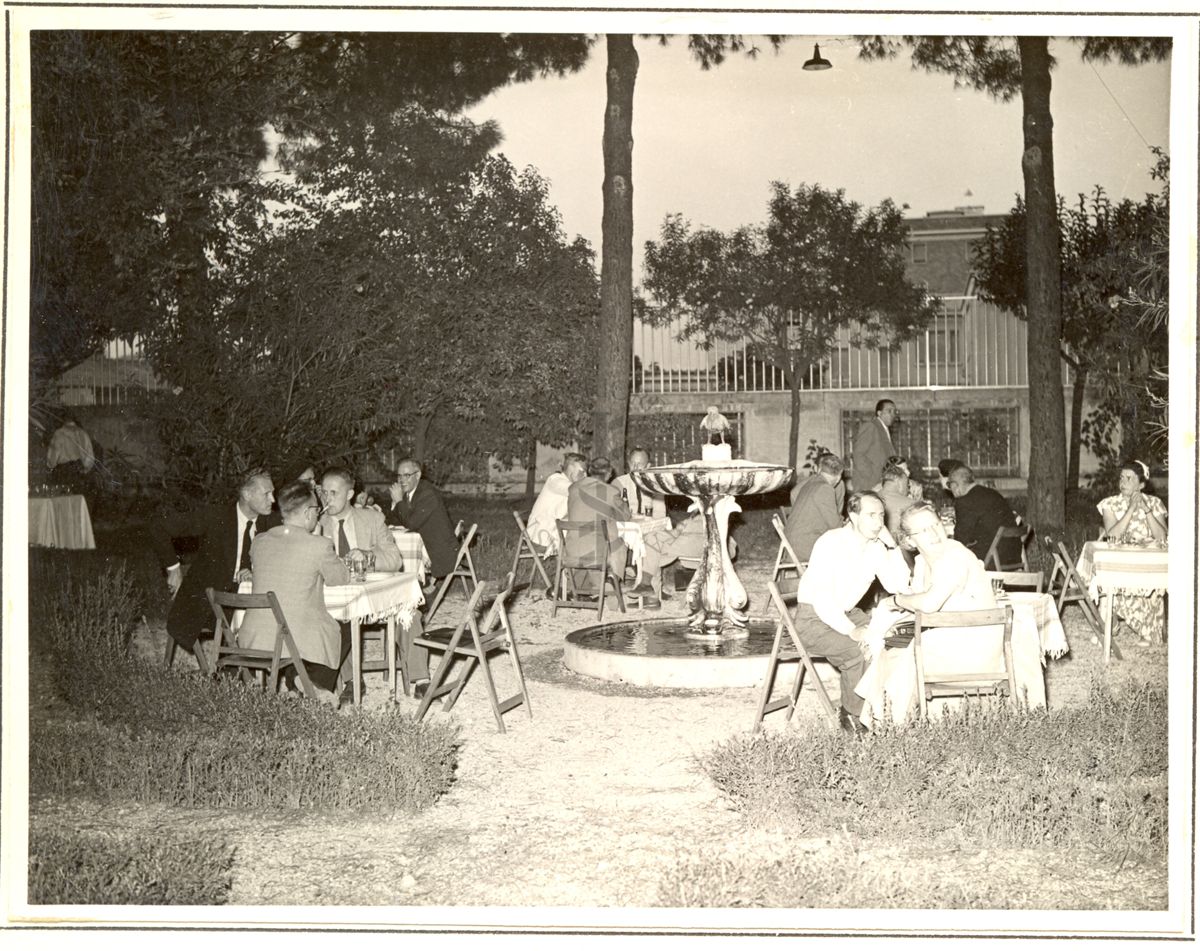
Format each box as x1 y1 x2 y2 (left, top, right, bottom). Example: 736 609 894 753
1 0 1196 944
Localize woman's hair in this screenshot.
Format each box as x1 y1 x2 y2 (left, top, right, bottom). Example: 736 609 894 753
278 481 317 517
1121 459 1151 484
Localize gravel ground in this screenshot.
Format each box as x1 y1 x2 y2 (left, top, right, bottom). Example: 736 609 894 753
29 559 1170 922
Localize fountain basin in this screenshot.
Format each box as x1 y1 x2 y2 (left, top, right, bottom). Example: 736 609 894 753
633 461 793 499
565 618 785 688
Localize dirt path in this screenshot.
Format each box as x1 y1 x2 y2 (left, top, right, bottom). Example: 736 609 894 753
34 561 1169 912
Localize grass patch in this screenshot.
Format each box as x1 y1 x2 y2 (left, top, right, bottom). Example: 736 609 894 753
28 827 235 905
701 682 1166 856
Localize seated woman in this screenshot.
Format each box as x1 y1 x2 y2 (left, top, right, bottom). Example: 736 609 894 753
1097 459 1168 644
855 501 999 726
238 480 349 707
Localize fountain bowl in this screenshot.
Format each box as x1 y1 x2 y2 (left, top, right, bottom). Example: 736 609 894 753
632 461 793 499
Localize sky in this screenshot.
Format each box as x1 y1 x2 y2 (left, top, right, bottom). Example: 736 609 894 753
464 35 1172 283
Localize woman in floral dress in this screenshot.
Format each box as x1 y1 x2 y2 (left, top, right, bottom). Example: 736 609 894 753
1097 460 1168 643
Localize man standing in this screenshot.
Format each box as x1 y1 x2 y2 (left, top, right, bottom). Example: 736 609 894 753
785 452 845 562
852 399 896 494
318 467 403 571
151 466 277 661
384 459 458 578
614 447 666 519
793 491 912 735
946 464 1022 564
46 414 95 499
526 451 587 550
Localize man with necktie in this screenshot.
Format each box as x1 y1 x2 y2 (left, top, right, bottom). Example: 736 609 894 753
151 466 277 662
614 447 667 519
317 467 403 570
384 459 458 578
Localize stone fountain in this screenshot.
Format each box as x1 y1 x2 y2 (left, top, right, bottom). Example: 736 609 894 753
563 458 795 688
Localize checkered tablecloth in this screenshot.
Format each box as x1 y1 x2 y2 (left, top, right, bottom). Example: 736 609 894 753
237 571 425 629
1076 541 1168 600
390 528 431 580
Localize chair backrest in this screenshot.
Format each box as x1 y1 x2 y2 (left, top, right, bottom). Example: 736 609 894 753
511 510 545 550
207 589 288 647
985 570 1044 593
913 605 1015 704
771 514 802 567
454 519 465 538
555 518 612 570
476 571 518 638
916 606 1012 630
984 524 1032 571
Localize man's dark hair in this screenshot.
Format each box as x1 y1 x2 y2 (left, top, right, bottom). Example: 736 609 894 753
815 452 844 476
563 451 586 469
239 466 271 494
278 481 317 517
881 463 908 485
587 457 614 482
950 464 975 485
847 490 883 514
321 466 354 487
937 458 965 478
875 399 895 415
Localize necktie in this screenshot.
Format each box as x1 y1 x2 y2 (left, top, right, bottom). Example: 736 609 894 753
238 518 254 572
633 483 643 516
337 518 350 557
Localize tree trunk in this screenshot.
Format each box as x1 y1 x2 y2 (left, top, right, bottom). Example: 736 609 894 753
593 35 638 462
524 434 538 499
1018 37 1066 534
1067 364 1086 493
787 368 803 471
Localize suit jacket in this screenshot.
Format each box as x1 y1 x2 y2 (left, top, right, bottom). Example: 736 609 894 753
318 505 403 572
613 473 667 519
785 475 843 562
238 525 349 669
953 484 1020 563
151 503 280 645
852 417 894 494
565 476 630 578
384 480 458 577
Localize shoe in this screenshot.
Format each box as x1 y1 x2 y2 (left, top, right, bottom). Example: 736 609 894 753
412 679 431 701
314 687 341 710
659 588 672 601
631 582 656 596
639 594 661 610
338 681 366 704
838 708 868 737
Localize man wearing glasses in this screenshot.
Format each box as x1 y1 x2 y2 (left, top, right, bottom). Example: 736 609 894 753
385 459 458 579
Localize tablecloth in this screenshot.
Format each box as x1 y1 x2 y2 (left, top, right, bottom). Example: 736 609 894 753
855 591 1068 726
617 516 672 578
1076 541 1168 600
389 528 431 581
236 571 425 629
28 494 95 549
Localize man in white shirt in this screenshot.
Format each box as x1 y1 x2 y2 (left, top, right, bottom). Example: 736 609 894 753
525 452 587 550
793 491 912 735
614 448 666 519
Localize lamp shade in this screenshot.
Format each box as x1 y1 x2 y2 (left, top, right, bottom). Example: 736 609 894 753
803 43 832 71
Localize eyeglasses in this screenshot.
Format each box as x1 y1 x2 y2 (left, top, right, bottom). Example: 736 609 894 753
397 470 419 479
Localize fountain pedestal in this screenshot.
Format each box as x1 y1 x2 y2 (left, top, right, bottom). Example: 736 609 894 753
632 461 793 641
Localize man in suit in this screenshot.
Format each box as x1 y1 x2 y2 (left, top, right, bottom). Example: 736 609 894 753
785 452 845 562
384 459 458 578
852 399 896 494
565 456 632 600
947 464 1022 564
318 467 403 571
151 466 277 659
614 447 667 519
239 480 349 707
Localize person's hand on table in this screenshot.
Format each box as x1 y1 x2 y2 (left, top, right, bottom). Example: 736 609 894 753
166 565 183 596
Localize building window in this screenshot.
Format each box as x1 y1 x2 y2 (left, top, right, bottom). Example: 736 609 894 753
629 411 745 467
910 241 928 264
842 405 1020 478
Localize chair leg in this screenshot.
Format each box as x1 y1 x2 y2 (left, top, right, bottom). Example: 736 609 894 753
597 571 607 622
752 623 786 732
786 662 805 723
163 635 176 669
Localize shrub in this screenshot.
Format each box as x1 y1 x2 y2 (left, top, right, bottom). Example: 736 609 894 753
31 661 459 812
28 827 234 905
701 682 1167 855
30 552 142 665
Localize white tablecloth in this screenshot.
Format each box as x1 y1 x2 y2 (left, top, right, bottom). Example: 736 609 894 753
28 495 95 549
236 571 425 629
856 592 1068 726
1076 541 1168 600
389 528 431 581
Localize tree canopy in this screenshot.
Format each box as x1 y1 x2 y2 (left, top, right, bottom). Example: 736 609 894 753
643 181 935 468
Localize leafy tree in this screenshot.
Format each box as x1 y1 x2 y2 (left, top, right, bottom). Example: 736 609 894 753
141 108 597 496
593 34 787 463
859 35 1170 534
643 182 935 469
973 176 1165 489
30 31 592 382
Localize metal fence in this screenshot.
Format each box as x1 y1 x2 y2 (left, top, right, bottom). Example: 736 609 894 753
633 297 1030 394
842 405 1022 477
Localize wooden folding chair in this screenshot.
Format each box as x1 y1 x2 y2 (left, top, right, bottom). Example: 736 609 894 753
985 570 1044 593
913 606 1015 719
770 514 806 589
752 582 839 731
423 522 481 625
414 574 532 733
1046 538 1106 644
552 518 626 621
510 510 554 593
983 525 1032 571
163 627 213 676
204 588 316 696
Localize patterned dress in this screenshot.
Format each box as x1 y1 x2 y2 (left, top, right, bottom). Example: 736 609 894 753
1096 493 1168 642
